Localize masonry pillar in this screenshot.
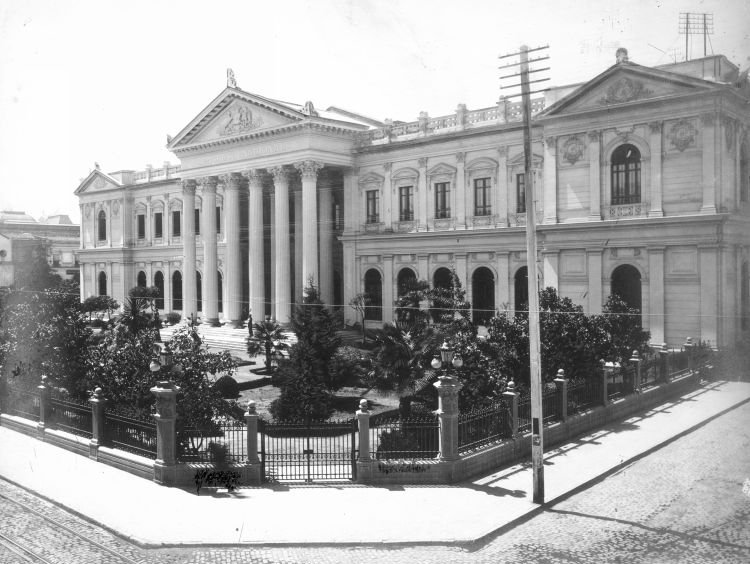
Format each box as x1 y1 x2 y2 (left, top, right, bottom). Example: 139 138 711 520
648 247 665 344
88 387 106 460
356 399 371 462
318 169 335 306
151 381 180 485
182 180 197 319
268 167 292 323
543 136 557 224
699 245 719 346
701 113 718 214
503 381 519 438
243 401 261 485
222 172 243 327
200 176 219 325
588 131 601 220
586 248 603 314
433 374 462 462
295 160 323 289
37 375 50 439
244 170 265 320
648 122 664 217
542 250 559 291
553 369 568 421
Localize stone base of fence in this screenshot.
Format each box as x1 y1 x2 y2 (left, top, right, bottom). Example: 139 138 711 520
170 462 263 489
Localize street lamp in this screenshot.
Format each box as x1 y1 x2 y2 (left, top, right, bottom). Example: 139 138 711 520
432 341 463 372
150 343 182 384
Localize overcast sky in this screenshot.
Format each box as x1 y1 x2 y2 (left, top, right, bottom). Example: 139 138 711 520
1 0 748 223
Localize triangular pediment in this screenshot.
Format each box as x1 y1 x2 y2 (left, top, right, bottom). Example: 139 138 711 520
74 169 122 195
168 88 305 151
540 63 720 118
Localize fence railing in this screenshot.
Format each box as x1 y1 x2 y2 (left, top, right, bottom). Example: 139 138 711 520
370 415 439 460
457 401 511 454
542 386 560 424
49 393 92 438
517 395 531 434
105 407 158 459
3 385 40 422
568 378 600 412
179 419 247 464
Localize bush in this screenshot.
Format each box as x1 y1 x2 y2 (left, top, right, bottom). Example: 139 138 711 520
165 311 181 325
90 318 108 329
213 375 240 399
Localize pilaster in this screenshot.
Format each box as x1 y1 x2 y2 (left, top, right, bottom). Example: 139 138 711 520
700 113 717 213
647 247 665 344
382 163 393 230
496 252 510 309
699 245 718 346
542 250 559 291
417 157 428 230
497 147 509 227
543 136 557 224
648 122 664 217
382 254 394 324
455 152 466 229
588 131 601 220
586 248 603 314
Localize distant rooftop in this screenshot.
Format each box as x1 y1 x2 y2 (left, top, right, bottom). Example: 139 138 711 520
0 210 37 224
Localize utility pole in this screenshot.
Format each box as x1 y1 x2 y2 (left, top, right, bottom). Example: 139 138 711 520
499 44 549 504
679 13 714 61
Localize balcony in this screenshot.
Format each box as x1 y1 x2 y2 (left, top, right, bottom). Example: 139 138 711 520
606 202 648 219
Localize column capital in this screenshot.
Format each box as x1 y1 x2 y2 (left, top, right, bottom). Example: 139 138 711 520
242 169 265 187
544 135 556 148
382 162 392 173
269 165 293 184
219 172 243 190
294 160 324 180
197 176 218 192
587 130 601 142
455 151 465 164
648 121 663 134
497 146 508 158
182 179 197 194
701 113 716 127
417 157 428 169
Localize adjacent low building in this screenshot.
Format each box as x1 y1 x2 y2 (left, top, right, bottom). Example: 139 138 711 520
74 48 750 347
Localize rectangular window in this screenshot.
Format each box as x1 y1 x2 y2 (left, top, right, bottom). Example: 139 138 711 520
434 182 450 219
516 174 526 213
399 186 414 221
137 214 145 239
154 212 163 238
474 178 491 216
194 208 200 235
366 190 380 224
216 206 221 233
172 210 181 237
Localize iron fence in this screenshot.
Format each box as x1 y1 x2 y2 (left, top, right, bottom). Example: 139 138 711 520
457 401 511 454
542 386 560 424
179 419 248 464
567 378 601 412
370 415 439 460
49 394 92 438
517 395 531 434
3 385 40 422
105 407 157 459
640 354 662 390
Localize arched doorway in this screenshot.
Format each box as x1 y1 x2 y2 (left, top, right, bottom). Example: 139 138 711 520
196 271 202 313
364 269 383 321
172 271 183 311
611 264 642 312
98 271 107 296
154 271 164 309
514 267 528 312
472 267 495 325
137 271 147 288
397 268 417 297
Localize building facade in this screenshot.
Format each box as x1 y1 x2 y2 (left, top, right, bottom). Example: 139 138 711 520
75 49 750 347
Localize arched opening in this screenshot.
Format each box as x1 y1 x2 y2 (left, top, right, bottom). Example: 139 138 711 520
217 271 223 314
97 210 107 241
196 271 202 313
611 144 641 205
433 267 452 290
137 271 147 288
397 268 417 297
172 271 183 311
154 271 165 309
472 267 495 325
514 267 528 313
431 267 455 322
98 271 107 296
364 269 383 321
741 261 749 331
611 264 642 313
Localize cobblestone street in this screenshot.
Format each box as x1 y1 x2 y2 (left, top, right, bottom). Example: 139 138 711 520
1 401 748 564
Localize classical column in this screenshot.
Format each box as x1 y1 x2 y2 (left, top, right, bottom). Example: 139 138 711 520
244 169 265 320
269 191 276 320
455 152 466 229
647 247 665 345
199 177 219 325
383 254 394 323
293 188 303 306
182 180 197 318
222 172 243 326
269 167 292 323
701 113 717 213
318 169 335 306
588 131 601 220
586 248 603 314
417 157 428 230
295 160 323 289
497 147 509 227
648 122 664 217
543 136 557 224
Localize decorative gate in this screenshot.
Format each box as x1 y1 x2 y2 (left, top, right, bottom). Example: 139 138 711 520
259 418 357 483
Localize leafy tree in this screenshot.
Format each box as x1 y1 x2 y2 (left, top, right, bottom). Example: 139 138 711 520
426 269 471 326
118 286 159 336
394 279 430 326
348 292 371 344
246 317 289 370
594 295 651 364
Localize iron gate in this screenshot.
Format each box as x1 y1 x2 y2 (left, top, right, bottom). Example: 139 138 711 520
259 418 357 483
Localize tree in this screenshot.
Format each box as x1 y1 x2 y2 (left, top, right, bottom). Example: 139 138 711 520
118 286 159 336
595 295 651 364
348 293 371 344
246 317 289 371
426 269 471 326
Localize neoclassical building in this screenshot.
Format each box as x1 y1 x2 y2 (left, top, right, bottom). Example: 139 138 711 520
75 48 750 347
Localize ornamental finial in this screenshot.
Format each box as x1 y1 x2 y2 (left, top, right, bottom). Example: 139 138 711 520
227 68 237 88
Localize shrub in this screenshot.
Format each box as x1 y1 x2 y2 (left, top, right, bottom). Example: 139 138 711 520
213 375 240 399
165 311 181 325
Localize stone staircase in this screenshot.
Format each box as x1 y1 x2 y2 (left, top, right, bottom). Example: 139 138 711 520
159 323 297 353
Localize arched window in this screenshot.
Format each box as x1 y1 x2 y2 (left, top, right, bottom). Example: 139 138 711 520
97 210 107 241
433 267 452 290
154 271 164 309
217 271 223 313
196 271 202 312
364 269 383 321
611 264 642 314
611 144 641 205
98 271 107 296
514 267 528 313
741 261 749 331
397 268 417 297
172 271 183 311
137 271 147 288
472 267 495 325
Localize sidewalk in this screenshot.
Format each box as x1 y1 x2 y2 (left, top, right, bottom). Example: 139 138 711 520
1 380 748 547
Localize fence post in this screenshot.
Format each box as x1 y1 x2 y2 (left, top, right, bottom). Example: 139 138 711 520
433 374 462 462
243 400 261 486
37 375 50 439
684 337 694 375
658 343 669 382
503 380 519 438
630 350 642 393
600 360 609 406
150 380 180 485
356 399 371 462
88 387 106 460
554 369 568 421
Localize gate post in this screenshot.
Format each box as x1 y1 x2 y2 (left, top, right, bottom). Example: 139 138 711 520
356 399 371 462
659 343 669 382
88 387 106 460
434 375 462 462
244 400 262 485
554 369 568 422
600 360 609 406
37 375 50 439
630 350 642 393
150 380 179 485
503 380 519 438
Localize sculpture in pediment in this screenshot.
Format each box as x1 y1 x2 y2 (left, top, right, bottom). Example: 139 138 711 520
599 77 653 105
221 104 263 136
